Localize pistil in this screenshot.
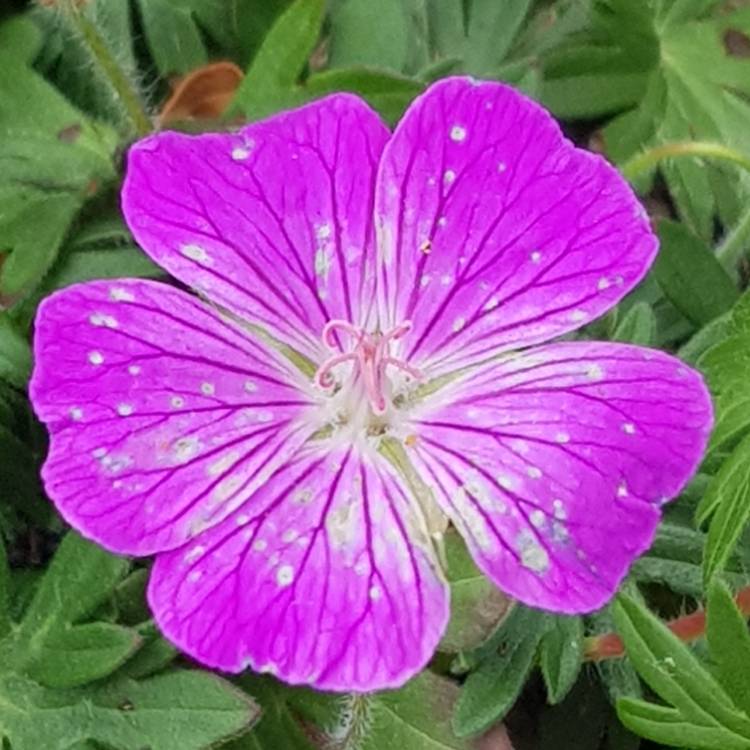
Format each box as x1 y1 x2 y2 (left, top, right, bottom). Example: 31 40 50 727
314 319 424 414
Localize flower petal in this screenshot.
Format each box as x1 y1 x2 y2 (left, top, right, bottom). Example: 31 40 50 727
148 445 448 691
122 94 390 362
406 343 712 612
30 279 315 555
375 77 657 375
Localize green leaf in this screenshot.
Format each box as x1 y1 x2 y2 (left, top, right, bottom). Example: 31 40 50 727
363 670 489 749
463 0 533 76
613 592 750 743
238 669 498 750
25 622 141 689
137 0 208 75
9 533 132 687
590 2 750 237
114 624 177 680
19 533 128 636
541 70 649 120
0 192 82 300
700 333 750 397
0 537 11 641
424 0 465 59
0 424 46 531
0 531 258 748
32 1 140 129
613 301 656 345
0 54 117 299
0 671 258 750
113 570 152 626
632 519 747 597
660 0 718 26
229 676 318 750
173 0 291 67
327 0 410 72
706 394 750 463
44 245 163 291
703 433 750 581
539 615 584 704
440 530 512 653
304 67 422 124
0 314 31 387
540 2 656 120
707 578 750 716
728 287 750 334
618 698 750 750
231 0 325 120
537 674 612 750
515 0 594 59
654 220 738 327
0 51 116 160
679 311 732 365
0 132 114 192
306 670 493 749
0 14 43 63
657 102 716 239
453 606 548 737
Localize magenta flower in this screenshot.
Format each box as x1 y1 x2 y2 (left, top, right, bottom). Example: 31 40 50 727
30 78 712 691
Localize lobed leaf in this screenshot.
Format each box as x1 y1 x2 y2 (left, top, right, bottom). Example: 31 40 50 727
0 671 258 750
614 592 750 742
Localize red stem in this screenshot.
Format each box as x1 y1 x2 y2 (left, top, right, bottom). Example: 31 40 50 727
584 584 750 662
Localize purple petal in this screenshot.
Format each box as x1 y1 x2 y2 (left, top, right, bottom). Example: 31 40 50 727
122 95 389 361
30 279 315 555
407 343 712 613
375 77 657 375
148 445 448 691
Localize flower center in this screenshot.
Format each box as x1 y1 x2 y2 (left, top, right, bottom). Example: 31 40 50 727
314 319 424 415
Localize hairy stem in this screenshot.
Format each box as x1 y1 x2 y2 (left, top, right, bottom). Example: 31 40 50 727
57 0 151 137
620 141 750 183
584 584 750 662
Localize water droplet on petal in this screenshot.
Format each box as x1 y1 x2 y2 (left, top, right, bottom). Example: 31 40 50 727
276 564 294 587
530 510 546 528
109 287 134 302
180 243 209 263
231 146 250 161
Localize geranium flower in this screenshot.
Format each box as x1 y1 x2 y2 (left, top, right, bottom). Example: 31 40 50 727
30 78 712 692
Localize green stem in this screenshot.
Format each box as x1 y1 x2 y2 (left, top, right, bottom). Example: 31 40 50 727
620 141 750 183
59 1 151 137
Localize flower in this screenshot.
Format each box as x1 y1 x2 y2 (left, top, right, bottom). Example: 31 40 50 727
30 77 713 692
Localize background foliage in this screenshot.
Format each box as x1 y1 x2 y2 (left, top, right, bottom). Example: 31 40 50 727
3 1 750 748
